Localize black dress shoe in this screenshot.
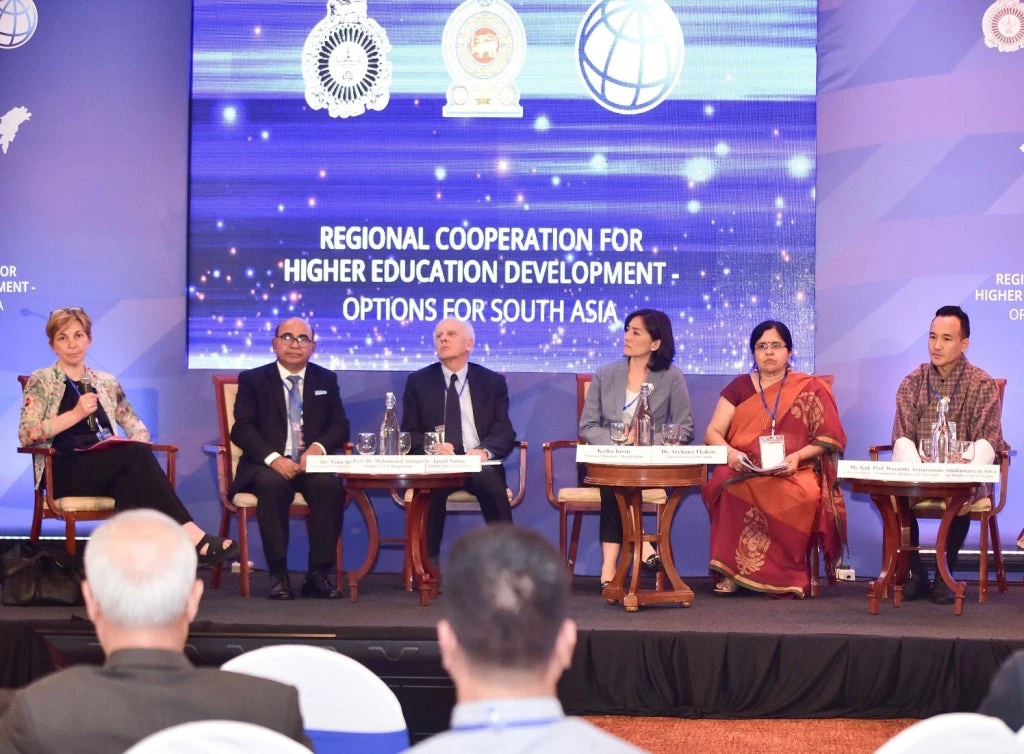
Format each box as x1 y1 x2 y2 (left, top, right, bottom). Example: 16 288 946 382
301 571 342 599
902 573 930 601
931 580 955 605
268 572 294 601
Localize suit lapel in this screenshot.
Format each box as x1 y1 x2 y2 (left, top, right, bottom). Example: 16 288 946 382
430 363 447 426
647 370 666 417
267 364 288 426
467 363 486 435
611 362 628 415
301 365 318 432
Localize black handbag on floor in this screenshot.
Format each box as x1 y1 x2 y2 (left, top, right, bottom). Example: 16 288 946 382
1 542 84 607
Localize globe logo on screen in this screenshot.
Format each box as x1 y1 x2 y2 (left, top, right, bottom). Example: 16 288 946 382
0 0 38 50
576 0 684 115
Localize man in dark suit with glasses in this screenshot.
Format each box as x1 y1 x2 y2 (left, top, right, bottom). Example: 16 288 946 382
231 318 349 600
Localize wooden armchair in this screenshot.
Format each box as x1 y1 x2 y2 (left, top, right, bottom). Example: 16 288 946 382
542 373 665 575
204 374 377 600
16 375 177 555
867 378 1009 603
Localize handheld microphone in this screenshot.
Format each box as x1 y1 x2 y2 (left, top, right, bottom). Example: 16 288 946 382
79 373 99 432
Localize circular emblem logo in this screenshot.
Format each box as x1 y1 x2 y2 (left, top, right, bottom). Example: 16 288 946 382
302 8 393 119
455 13 515 79
983 0 1024 52
0 0 38 50
576 0 685 115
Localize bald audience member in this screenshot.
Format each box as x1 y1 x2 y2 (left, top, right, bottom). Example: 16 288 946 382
0 510 310 752
407 525 646 753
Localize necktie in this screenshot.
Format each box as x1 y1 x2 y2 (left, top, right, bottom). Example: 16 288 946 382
445 373 464 455
287 375 303 461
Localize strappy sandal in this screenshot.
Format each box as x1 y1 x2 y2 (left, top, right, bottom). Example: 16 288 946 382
195 534 239 568
713 579 738 595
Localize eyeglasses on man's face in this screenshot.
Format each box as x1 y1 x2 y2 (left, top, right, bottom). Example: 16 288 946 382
276 333 312 346
754 342 786 352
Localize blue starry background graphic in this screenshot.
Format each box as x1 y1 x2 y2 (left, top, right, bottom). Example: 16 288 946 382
187 0 817 374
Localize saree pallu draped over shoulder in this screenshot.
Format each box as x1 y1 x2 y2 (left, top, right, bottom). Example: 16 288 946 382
703 372 846 597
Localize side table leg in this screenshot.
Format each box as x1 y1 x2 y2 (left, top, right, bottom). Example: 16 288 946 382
407 493 433 607
892 496 914 608
625 491 643 612
936 502 969 616
868 493 900 614
658 492 693 607
345 490 378 604
604 489 633 605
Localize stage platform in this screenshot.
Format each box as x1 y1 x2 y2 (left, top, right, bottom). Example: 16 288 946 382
2 571 1023 742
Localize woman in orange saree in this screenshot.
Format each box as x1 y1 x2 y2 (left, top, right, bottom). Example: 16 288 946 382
703 321 846 597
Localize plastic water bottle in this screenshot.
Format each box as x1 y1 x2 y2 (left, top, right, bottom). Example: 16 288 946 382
379 392 400 455
633 383 654 446
931 396 952 463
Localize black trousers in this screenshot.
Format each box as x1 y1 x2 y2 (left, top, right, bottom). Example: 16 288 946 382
598 486 624 544
427 465 510 558
907 512 971 580
53 443 191 525
243 466 344 574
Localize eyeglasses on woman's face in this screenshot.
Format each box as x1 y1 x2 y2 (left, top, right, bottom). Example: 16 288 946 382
753 341 786 352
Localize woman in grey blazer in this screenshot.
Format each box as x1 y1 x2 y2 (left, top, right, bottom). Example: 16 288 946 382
579 309 694 586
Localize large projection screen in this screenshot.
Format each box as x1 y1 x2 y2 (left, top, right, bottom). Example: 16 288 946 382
187 0 816 373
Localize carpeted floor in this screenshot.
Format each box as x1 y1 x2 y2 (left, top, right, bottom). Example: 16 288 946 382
586 716 917 754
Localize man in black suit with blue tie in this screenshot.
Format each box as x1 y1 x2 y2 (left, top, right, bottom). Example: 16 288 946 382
231 318 349 600
401 319 517 560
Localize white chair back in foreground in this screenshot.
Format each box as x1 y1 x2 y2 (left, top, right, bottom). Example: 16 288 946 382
221 644 408 753
875 712 1022 754
124 719 310 754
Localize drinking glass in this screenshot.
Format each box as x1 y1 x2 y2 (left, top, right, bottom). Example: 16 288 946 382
356 433 377 455
609 422 627 446
424 431 442 455
917 438 931 462
662 423 683 446
399 432 412 456
956 440 974 462
434 425 446 446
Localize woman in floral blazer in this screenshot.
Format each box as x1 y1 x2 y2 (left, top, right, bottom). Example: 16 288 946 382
19 307 237 567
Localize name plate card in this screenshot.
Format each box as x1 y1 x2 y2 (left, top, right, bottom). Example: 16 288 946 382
305 455 482 475
423 455 483 473
575 445 727 466
837 460 999 484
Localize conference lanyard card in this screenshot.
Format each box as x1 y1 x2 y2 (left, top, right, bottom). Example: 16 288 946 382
758 434 786 470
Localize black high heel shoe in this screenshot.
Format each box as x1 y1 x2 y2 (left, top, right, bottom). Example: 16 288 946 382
642 553 663 572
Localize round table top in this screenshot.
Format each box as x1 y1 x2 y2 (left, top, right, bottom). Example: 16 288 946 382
583 462 706 488
846 477 982 498
338 471 471 490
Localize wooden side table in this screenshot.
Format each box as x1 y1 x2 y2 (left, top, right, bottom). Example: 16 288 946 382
339 472 470 606
583 463 706 611
847 478 981 615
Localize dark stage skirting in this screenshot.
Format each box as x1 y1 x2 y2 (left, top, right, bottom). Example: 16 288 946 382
2 573 1023 740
